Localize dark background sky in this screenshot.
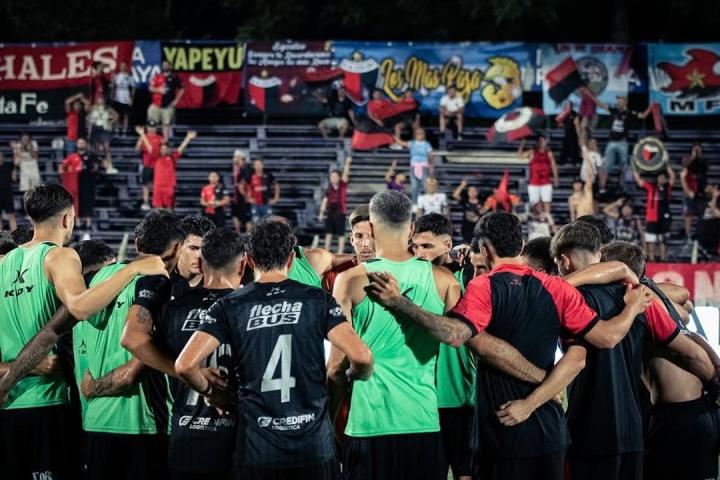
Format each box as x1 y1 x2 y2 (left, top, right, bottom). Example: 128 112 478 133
0 0 716 43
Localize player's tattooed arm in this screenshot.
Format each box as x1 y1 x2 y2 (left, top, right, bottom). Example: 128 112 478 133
366 272 471 347
121 305 178 378
467 333 547 385
81 359 144 398
0 307 75 404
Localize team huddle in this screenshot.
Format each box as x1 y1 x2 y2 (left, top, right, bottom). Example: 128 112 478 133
0 184 718 480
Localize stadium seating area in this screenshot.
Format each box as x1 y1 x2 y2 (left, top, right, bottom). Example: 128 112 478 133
2 110 719 260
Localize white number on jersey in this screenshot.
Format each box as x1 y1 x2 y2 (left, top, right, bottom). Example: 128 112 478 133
261 334 296 403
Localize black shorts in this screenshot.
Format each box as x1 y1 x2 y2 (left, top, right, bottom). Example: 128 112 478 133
242 460 338 480
684 196 707 218
112 101 131 115
0 405 77 480
204 211 226 228
439 407 473 477
477 452 565 480
84 432 168 480
0 187 14 213
231 202 250 222
324 211 346 236
645 397 720 480
344 432 445 480
567 453 642 480
142 167 155 185
645 220 670 235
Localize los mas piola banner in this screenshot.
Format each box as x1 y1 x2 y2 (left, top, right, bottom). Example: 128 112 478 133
161 41 244 109
648 43 720 115
0 41 133 119
331 41 531 118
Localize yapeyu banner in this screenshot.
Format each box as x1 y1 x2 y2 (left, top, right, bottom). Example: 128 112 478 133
331 41 531 118
539 44 636 115
648 43 720 115
0 41 134 119
160 41 244 109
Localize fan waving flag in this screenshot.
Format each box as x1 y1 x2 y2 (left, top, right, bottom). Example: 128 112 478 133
546 57 584 104
487 107 546 144
351 117 395 150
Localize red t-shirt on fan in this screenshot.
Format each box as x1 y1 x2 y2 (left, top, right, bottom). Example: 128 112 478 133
642 180 672 223
141 133 164 168
201 184 218 214
325 181 347 214
154 152 182 189
67 111 79 141
529 150 551 186
249 173 275 205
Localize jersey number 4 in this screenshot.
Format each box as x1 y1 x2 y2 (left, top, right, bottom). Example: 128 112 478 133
261 334 296 403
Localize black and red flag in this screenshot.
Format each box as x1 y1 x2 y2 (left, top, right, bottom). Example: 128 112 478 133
247 73 282 113
486 107 546 144
351 117 395 150
339 53 380 105
546 57 584 104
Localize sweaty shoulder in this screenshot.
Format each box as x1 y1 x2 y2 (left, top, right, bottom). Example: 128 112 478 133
43 246 81 281
302 247 333 276
334 263 369 305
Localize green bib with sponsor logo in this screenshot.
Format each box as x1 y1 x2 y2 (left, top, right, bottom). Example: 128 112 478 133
0 243 68 409
288 246 322 288
346 257 444 437
82 264 171 434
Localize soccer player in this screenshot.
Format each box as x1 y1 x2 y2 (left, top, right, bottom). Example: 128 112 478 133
152 130 198 211
0 184 166 479
521 236 557 274
411 212 475 480
175 219 373 479
123 228 247 480
550 223 718 480
79 211 185 480
365 211 654 480
602 241 720 480
321 204 375 292
173 215 216 296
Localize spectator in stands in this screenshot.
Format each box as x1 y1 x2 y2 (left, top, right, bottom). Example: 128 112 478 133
152 130 198 211
111 61 135 136
577 126 603 185
568 130 598 221
633 165 675 262
603 197 642 244
247 158 280 223
367 89 404 140
416 176 448 216
200 171 230 227
231 149 252 233
482 182 521 214
135 122 163 210
384 160 407 194
59 144 82 216
595 95 650 193
318 157 352 254
75 138 101 230
452 177 483 243
439 85 465 139
394 127 433 203
64 92 89 154
519 202 556 240
578 87 599 136
148 60 185 141
11 132 40 194
518 136 559 215
557 101 581 165
317 86 355 139
90 61 112 103
88 97 118 172
680 143 708 243
0 152 17 231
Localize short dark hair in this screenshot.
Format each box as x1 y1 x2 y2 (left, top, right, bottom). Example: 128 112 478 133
71 240 115 269
201 228 247 271
550 222 601 260
134 211 185 255
601 241 646 278
575 215 613 245
349 204 370 229
522 236 557 275
10 225 34 244
473 212 523 258
249 219 296 271
23 184 74 223
414 213 453 237
180 215 216 240
0 230 17 255
369 191 413 228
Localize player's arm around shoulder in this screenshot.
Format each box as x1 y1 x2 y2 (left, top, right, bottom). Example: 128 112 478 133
431 264 461 311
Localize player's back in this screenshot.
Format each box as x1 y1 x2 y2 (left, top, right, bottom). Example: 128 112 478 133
0 242 67 409
205 279 339 468
347 257 445 437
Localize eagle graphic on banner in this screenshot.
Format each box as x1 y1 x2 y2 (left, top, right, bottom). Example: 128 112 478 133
658 49 720 99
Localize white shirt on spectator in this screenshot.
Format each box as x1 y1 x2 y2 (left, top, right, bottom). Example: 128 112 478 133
440 94 465 114
113 73 135 105
89 107 112 130
417 192 448 215
581 145 603 183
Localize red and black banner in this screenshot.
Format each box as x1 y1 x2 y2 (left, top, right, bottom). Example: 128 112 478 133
161 42 244 109
351 117 395 150
545 56 584 104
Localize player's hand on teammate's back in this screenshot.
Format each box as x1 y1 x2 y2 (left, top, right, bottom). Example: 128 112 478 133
204 385 235 415
496 398 536 426
200 367 228 389
366 271 402 307
30 355 62 377
132 255 169 277
624 284 653 314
